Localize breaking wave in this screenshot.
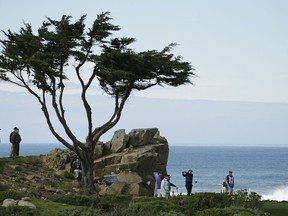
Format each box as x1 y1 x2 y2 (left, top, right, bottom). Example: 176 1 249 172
262 186 288 201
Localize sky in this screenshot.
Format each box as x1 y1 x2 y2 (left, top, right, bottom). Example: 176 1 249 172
0 0 287 146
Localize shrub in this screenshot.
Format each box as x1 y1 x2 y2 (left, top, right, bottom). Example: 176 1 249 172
0 160 7 174
262 201 288 216
56 207 83 216
159 210 186 216
49 194 131 212
244 192 263 210
0 206 39 216
48 194 100 207
185 192 232 214
0 184 8 192
232 189 262 210
97 194 132 212
10 156 42 166
127 197 183 215
196 207 234 216
232 208 257 216
0 190 22 203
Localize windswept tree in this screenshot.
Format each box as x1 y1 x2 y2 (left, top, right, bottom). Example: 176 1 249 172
0 12 194 194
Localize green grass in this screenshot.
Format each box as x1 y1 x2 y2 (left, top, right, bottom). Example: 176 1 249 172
0 160 7 174
9 156 42 166
31 197 84 216
262 201 288 216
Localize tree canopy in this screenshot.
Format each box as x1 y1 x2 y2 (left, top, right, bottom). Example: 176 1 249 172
0 12 195 193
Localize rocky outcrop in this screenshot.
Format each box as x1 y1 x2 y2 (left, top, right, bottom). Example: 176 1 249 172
110 129 129 153
44 148 75 170
44 128 169 196
2 197 36 209
95 128 169 196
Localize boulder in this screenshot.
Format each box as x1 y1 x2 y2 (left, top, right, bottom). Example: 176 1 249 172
2 198 17 207
18 197 36 209
111 129 129 153
98 181 127 196
127 128 159 146
117 171 142 184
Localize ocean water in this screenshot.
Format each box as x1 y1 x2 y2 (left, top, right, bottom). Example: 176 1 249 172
0 143 287 201
167 146 288 201
0 143 65 158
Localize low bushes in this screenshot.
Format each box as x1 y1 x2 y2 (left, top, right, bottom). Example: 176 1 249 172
0 189 270 216
0 206 39 216
0 190 22 204
184 192 232 214
48 194 99 207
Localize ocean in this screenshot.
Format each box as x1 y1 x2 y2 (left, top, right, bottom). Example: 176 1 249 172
0 143 287 201
167 145 288 201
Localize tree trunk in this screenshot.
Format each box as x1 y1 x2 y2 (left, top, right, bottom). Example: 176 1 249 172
81 149 95 194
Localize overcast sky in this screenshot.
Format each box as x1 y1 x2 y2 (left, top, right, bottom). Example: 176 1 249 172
0 1 287 145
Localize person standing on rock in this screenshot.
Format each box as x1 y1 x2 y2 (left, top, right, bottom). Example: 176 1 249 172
9 127 21 157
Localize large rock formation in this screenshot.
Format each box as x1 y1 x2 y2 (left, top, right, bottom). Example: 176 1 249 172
44 128 169 196
95 128 169 196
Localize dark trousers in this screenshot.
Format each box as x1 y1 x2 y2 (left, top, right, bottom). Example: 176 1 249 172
10 143 20 157
186 184 193 196
15 143 20 156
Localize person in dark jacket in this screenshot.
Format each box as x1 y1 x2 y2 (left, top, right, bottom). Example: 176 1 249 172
9 127 21 157
182 169 193 195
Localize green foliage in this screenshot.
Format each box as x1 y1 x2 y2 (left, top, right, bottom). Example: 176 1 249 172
127 197 184 215
96 194 132 212
232 189 263 210
9 156 42 166
0 12 194 96
0 160 7 174
124 193 233 216
48 194 100 207
262 201 288 216
46 194 132 215
195 207 234 216
31 197 81 216
0 190 22 203
56 207 83 216
0 206 39 216
0 190 281 216
195 207 259 216
0 184 8 192
184 192 232 214
158 211 185 216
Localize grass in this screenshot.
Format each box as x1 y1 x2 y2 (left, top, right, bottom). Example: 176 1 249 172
31 198 84 216
9 156 42 166
262 201 288 216
0 160 7 174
